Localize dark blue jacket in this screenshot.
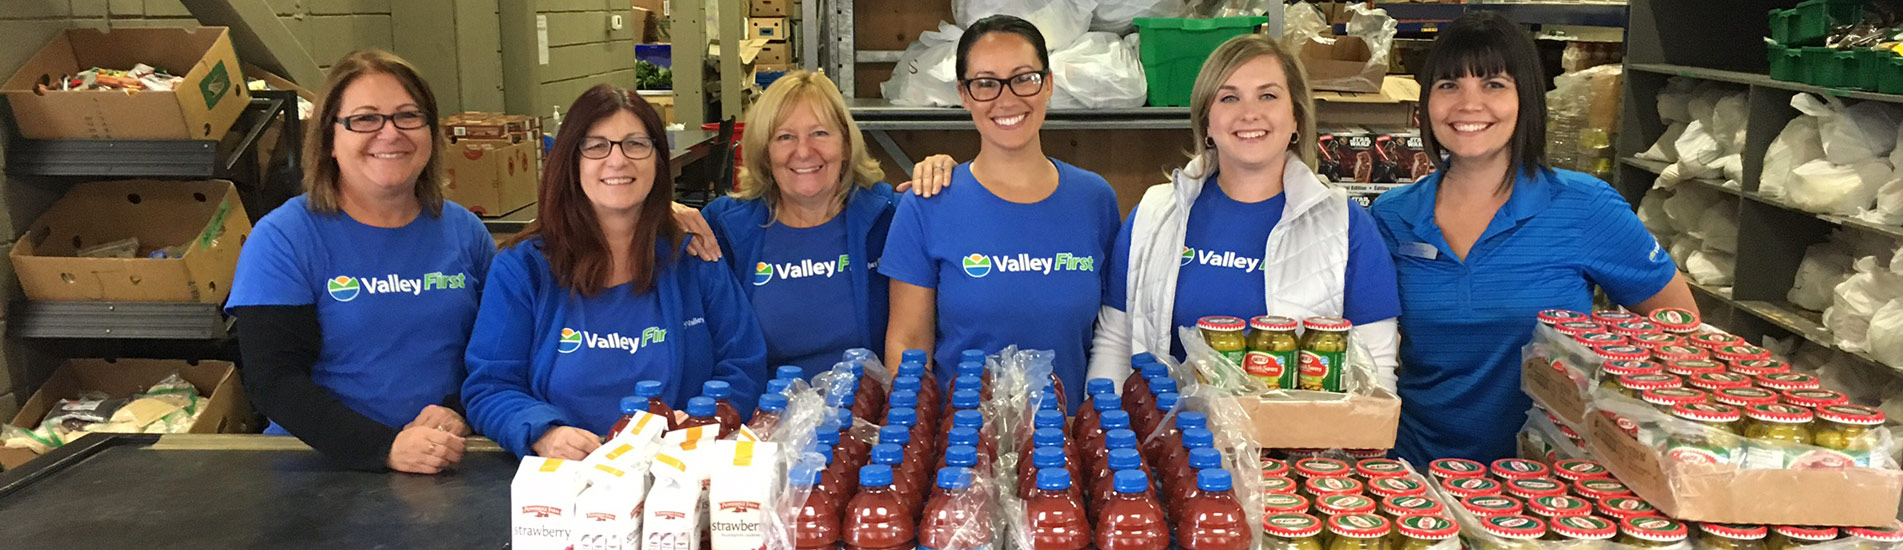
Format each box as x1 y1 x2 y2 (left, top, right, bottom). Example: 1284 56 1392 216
701 183 897 357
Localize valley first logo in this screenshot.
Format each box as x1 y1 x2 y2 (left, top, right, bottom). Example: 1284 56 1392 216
753 255 850 286
1180 246 1265 273
557 326 668 354
326 272 468 302
960 252 1095 278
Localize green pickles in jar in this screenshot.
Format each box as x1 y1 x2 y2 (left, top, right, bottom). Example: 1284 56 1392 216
1247 316 1302 389
1621 516 1691 549
1264 513 1327 550
1300 317 1352 392
1743 404 1815 469
1394 514 1458 550
1328 514 1393 550
1669 402 1745 465
1199 316 1248 366
1701 524 1769 550
1813 405 1886 468
1770 526 1840 550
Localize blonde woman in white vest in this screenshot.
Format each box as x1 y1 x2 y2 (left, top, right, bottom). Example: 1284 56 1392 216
1087 34 1402 391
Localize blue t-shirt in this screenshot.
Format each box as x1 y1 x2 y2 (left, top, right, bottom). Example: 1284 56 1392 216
880 159 1119 408
1369 168 1677 464
752 216 860 378
1106 178 1403 360
543 280 676 435
226 195 495 430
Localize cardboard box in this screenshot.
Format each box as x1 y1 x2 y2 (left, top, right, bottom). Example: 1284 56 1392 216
631 7 654 44
444 112 543 144
750 0 788 16
11 180 251 303
1522 348 1592 429
0 358 254 470
1231 389 1402 449
1586 411 1902 526
445 139 539 217
2 27 252 140
641 91 677 125
572 463 650 550
756 41 791 66
1302 35 1386 94
748 18 787 42
242 63 318 169
1372 131 1431 184
633 0 667 17
513 457 590 550
1314 76 1419 128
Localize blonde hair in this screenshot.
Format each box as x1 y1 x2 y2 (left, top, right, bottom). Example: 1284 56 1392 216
735 71 884 220
302 49 448 216
1186 34 1318 178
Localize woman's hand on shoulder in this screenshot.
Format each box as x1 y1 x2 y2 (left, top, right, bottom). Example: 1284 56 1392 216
895 155 958 198
672 201 721 261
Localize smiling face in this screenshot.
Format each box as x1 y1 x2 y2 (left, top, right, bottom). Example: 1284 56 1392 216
1428 73 1519 164
959 32 1050 153
577 109 656 219
1207 56 1298 174
768 100 847 206
331 72 430 195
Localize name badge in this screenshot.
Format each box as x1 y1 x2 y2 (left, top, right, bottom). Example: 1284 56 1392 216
1400 242 1438 260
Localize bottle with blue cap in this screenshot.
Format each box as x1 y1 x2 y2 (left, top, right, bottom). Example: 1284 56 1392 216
1132 378 1179 436
680 396 725 437
746 392 788 440
945 426 994 467
1025 468 1091 550
1092 448 1153 512
1177 468 1249 550
885 389 920 423
1137 391 1183 461
1168 447 1226 509
764 378 791 397
1082 410 1130 474
938 389 981 438
1150 410 1205 477
868 443 923 513
1018 446 1079 501
833 409 871 470
919 466 994 550
953 362 990 399
1017 409 1069 454
700 380 743 434
1096 469 1168 549
842 464 914 550
1124 363 1169 418
1073 388 1120 444
938 444 987 481
789 462 841 549
776 365 805 383
885 407 935 457
891 377 938 428
842 361 887 421
895 362 940 412
631 380 676 431
609 395 651 438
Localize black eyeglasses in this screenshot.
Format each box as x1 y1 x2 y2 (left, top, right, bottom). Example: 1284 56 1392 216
337 111 430 133
961 71 1049 101
580 137 657 160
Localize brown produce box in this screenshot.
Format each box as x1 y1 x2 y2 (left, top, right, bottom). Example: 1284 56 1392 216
0 358 255 470
444 112 543 145
446 139 539 217
1301 35 1384 93
2 27 251 140
1314 76 1420 128
748 17 787 42
757 41 791 66
750 0 788 16
1231 388 1401 450
11 180 250 303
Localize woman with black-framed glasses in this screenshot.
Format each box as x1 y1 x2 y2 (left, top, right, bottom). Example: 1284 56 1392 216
227 50 494 474
880 15 1120 411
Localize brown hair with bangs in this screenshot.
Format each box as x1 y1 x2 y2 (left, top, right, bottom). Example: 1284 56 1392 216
303 49 448 216
504 84 681 295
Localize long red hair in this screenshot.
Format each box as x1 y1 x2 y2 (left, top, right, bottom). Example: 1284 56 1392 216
505 85 680 295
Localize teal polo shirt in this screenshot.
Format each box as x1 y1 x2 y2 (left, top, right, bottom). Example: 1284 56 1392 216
1368 167 1677 464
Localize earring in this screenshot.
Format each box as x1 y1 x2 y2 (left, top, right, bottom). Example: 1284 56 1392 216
1291 134 1300 145
1205 136 1216 149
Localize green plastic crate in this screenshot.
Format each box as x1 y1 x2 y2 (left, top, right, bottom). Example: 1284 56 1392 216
1790 0 1864 46
1856 49 1890 90
1816 50 1862 88
1133 16 1269 107
1768 8 1798 44
1768 44 1802 81
1800 46 1835 85
1881 55 1903 95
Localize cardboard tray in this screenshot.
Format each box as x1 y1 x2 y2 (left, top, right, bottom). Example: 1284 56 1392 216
10 180 252 303
2 27 251 140
0 358 256 470
1231 388 1401 450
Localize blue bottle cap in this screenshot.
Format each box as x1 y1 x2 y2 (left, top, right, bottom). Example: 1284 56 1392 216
619 396 645 415
878 425 911 446
1037 393 1060 411
1094 393 1123 412
961 349 986 365
702 380 731 399
790 464 822 487
1086 378 1116 396
886 407 917 427
775 366 804 381
871 443 903 465
1105 429 1137 450
1031 447 1066 468
1177 412 1208 432
902 349 927 364
952 375 982 393
1113 470 1150 494
952 409 984 430
860 464 894 487
1150 377 1178 395
1107 448 1143 471
1182 428 1215 449
1100 410 1130 430
893 376 922 393
1034 410 1065 430
828 390 856 408
936 467 975 490
956 362 984 380
1132 352 1158 366
946 427 980 448
811 444 835 463
814 428 840 446
844 348 875 363
847 362 866 377
1036 468 1072 491
1033 427 1066 448
1197 468 1233 492
889 389 919 409
834 410 854 429
1155 392 1180 411
686 396 717 417
944 445 979 467
950 390 981 409
757 393 788 413
635 380 665 398
764 379 790 395
1141 364 1169 379
898 362 926 378
1188 447 1223 469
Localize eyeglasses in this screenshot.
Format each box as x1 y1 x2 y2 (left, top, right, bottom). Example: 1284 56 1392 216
337 111 430 133
580 137 657 160
960 71 1049 102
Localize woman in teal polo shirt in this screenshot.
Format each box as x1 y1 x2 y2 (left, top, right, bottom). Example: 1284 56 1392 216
1368 13 1696 463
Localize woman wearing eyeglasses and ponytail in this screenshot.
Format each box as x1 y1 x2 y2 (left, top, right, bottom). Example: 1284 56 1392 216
228 50 494 474
880 15 1120 411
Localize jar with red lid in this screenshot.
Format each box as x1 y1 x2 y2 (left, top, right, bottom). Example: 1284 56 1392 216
1554 321 1604 337
1730 359 1791 377
1755 372 1822 392
1264 493 1312 515
1593 344 1649 362
1620 373 1685 399
1690 332 1746 350
1657 345 1715 364
1355 458 1409 479
1574 478 1634 500
1549 515 1618 542
1631 333 1686 351
1650 308 1702 334
1378 495 1444 519
1440 476 1503 499
1593 310 1644 326
1482 515 1549 548
1597 497 1662 521
1538 309 1591 327
1462 495 1523 518
1666 359 1727 378
1770 526 1839 550
1346 449 1390 460
1743 404 1816 469
1264 457 1291 478
1367 477 1427 499
1715 345 1773 365
1304 476 1366 499
1504 477 1568 500
1669 402 1745 465
1317 494 1379 517
1815 404 1887 468
1551 459 1610 482
1845 521 1903 550
1264 512 1326 550
1296 457 1354 479
1327 514 1394 550
1715 387 1781 409
1427 458 1486 481
1575 332 1628 349
1490 458 1550 480
1781 389 1849 409
1393 514 1458 550
1262 475 1300 495
1620 516 1690 548
1612 320 1665 337
1701 523 1769 550
1526 495 1592 520
1690 372 1754 393
1645 387 1710 413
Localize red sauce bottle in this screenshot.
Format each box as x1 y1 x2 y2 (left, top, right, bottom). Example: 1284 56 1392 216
1092 448 1151 514
1123 365 1164 421
939 391 983 440
1073 379 1118 442
896 360 939 413
832 409 871 471
678 396 725 438
1165 428 1216 502
889 383 937 431
877 425 932 495
700 381 743 435
843 464 914 550
790 463 840 550
939 445 989 488
1082 411 1131 475
1146 410 1203 474
1090 430 1148 505
634 380 676 431
946 426 994 469
869 443 923 517
745 392 787 440
1096 469 1169 550
886 407 936 459
846 362 887 421
918 467 993 550
1133 379 1178 440
1020 446 1085 501
1177 469 1251 550
1171 447 1226 509
1018 412 1071 464
953 361 992 401
810 444 851 515
1025 468 1092 550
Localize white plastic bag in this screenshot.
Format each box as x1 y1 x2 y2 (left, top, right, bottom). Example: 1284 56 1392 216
956 0 1099 51
1824 256 1903 352
1761 115 1824 200
1870 299 1903 369
1686 249 1735 286
1718 154 1745 185
1711 93 1749 155
1790 241 1856 312
1281 2 1329 52
1801 93 1903 165
1671 120 1724 179
880 23 965 107
1789 159 1879 215
1638 187 1674 236
1637 122 1688 163
1661 184 1720 234
1091 0 1183 34
1049 32 1148 109
1691 198 1739 253
1862 175 1903 225
1669 236 1702 267
1657 78 1698 124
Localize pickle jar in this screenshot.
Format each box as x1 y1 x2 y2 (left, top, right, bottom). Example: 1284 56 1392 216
1845 522 1903 550
1379 495 1445 520
1666 358 1727 378
1264 458 1292 478
1646 388 1711 414
1714 345 1773 366
1463 495 1525 518
1701 523 1769 550
1691 332 1746 350
1355 458 1409 480
1283 449 1333 461
1318 494 1380 518
1598 497 1663 521
1781 389 1849 409
1622 516 1692 548
1650 308 1703 335
1814 404 1886 467
1367 477 1427 500
1715 387 1781 409
1658 345 1716 366
1297 458 1354 480
1305 476 1366 499
1198 315 1249 365
1755 373 1822 392
1552 459 1611 483
1690 372 1754 394
1770 526 1840 550
1247 315 1303 389
1264 512 1328 550
1346 449 1390 460
1621 373 1685 399
1555 321 1605 337
1632 333 1686 353
1505 478 1567 501
1265 493 1314 515
1574 478 1635 501
1428 458 1487 481
1612 320 1665 338
1670 403 1745 466
1593 310 1644 325
1744 404 1816 445
1526 495 1592 521
1328 513 1394 550
1603 360 1666 392
1299 317 1353 392
1551 515 1618 542
1730 359 1792 377
1395 514 1459 550
1594 344 1650 362
1441 476 1504 499
1539 309 1592 327
1482 515 1549 550
1577 332 1628 348
1490 458 1550 480
1263 476 1300 496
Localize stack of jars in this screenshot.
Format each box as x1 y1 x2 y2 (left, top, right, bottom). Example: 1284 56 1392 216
1258 454 1460 550
1537 308 1890 470
1195 314 1354 393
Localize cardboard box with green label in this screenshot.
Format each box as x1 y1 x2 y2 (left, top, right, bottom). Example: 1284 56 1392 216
1 27 251 140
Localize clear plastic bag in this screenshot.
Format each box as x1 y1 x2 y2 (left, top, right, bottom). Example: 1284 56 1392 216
1090 0 1183 34
1049 32 1148 109
1869 299 1903 370
880 23 964 107
955 0 1099 50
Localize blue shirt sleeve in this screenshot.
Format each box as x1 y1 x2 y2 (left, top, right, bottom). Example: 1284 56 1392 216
1343 202 1403 325
461 212 498 291
1104 204 1138 311
692 253 771 419
1576 184 1678 306
462 245 571 456
226 219 315 310
878 193 937 289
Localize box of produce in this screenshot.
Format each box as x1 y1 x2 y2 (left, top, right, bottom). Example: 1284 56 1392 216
1179 316 1401 451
